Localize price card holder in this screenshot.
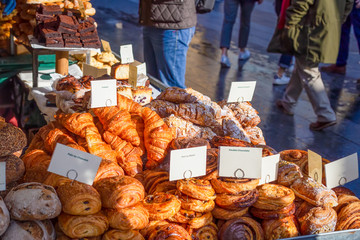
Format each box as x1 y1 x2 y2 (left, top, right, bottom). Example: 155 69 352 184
0 162 5 191
325 153 359 189
90 79 117 108
129 61 147 87
308 150 322 183
83 63 108 78
120 44 134 64
258 154 280 185
169 146 207 181
227 81 256 103
219 146 262 179
101 39 112 52
48 143 102 185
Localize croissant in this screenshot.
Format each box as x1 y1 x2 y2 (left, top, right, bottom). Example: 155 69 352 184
43 173 71 189
103 131 143 176
92 106 140 146
191 223 218 240
54 112 98 138
218 217 264 240
23 162 51 183
25 133 46 154
117 93 142 114
131 114 146 153
44 128 85 154
93 159 124 183
147 223 191 240
21 149 51 170
142 107 174 169
76 136 89 152
103 229 144 240
85 128 117 162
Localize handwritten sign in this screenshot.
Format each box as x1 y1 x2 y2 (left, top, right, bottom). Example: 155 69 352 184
120 44 134 64
259 154 280 185
227 81 256 103
308 150 322 183
91 79 117 108
0 162 5 191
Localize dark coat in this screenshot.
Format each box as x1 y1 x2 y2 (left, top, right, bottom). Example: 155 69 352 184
139 0 197 29
268 0 354 64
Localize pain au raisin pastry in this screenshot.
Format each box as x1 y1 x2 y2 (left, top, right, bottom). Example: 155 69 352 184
168 209 213 229
1 220 55 240
218 217 264 240
58 212 109 238
4 183 61 221
104 203 149 230
94 176 145 210
211 178 259 194
56 181 101 215
279 149 308 166
0 196 10 235
333 188 359 213
336 201 360 230
252 184 295 211
191 222 218 240
212 205 249 220
199 148 219 181
103 229 144 240
276 160 303 187
262 215 299 240
176 191 215 213
143 170 170 194
143 192 181 220
290 177 338 207
250 202 296 220
147 223 191 240
215 189 259 210
151 181 178 194
140 220 169 238
177 179 216 201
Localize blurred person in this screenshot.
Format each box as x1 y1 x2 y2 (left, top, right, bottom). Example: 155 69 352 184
321 0 360 75
270 0 353 131
139 0 196 88
1 0 16 15
220 0 263 68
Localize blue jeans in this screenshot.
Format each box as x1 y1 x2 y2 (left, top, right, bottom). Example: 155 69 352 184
143 26 195 89
220 0 255 49
336 3 360 66
275 0 292 68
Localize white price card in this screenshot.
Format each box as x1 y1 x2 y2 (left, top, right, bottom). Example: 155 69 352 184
219 146 262 179
227 81 256 103
258 154 280 185
308 150 322 183
325 153 359 189
169 146 207 181
120 44 134 64
48 143 102 185
91 79 117 108
0 162 5 191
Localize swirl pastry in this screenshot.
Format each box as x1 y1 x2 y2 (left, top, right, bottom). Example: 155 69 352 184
147 223 191 240
334 194 359 214
1 220 55 240
215 189 259 210
191 222 218 240
332 186 356 197
253 184 295 211
168 209 213 229
143 170 169 194
78 75 94 89
56 181 101 215
140 220 169 239
58 212 109 238
279 149 308 166
210 136 253 148
212 205 248 220
199 148 219 181
250 202 296 220
218 217 264 240
103 229 144 240
290 177 338 207
262 215 299 240
94 176 145 210
0 196 10 236
176 191 215 213
336 201 360 230
276 160 303 187
143 193 181 220
177 179 216 201
104 203 149 230
93 159 124 183
211 178 259 194
151 181 177 194
170 137 211 150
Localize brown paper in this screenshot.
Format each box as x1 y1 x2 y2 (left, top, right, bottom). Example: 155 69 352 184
308 150 322 183
129 60 146 87
83 63 108 78
101 39 112 52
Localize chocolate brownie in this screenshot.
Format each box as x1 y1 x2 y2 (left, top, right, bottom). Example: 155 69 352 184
39 5 62 16
63 33 80 39
83 41 101 48
58 25 77 34
78 20 96 34
46 37 64 47
43 17 59 29
58 15 78 30
35 13 54 22
80 30 98 40
81 37 100 43
65 42 82 48
65 38 81 43
41 27 62 38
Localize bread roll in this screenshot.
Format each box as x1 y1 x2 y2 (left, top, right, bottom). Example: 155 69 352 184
0 154 25 184
0 196 10 235
0 121 26 157
4 182 61 221
1 219 55 240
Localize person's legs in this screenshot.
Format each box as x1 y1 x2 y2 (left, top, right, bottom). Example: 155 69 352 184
143 26 159 80
336 15 352 66
351 6 360 52
238 0 255 50
220 0 239 50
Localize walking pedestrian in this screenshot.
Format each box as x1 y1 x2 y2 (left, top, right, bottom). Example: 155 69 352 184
269 0 354 131
139 0 196 89
320 0 360 75
220 0 263 68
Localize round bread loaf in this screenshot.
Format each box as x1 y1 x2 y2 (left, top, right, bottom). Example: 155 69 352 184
4 182 62 221
0 122 26 157
0 155 25 184
0 196 10 235
1 219 55 240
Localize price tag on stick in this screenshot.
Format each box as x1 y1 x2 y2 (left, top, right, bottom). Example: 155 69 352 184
308 150 322 183
258 154 280 185
169 146 207 181
219 146 262 179
48 143 102 185
227 81 256 103
325 153 359 189
0 162 5 191
120 44 134 64
90 79 117 108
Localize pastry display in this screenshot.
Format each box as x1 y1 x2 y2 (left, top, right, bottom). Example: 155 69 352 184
147 223 191 240
211 177 259 194
191 222 218 240
252 184 295 211
0 120 27 157
177 179 216 201
0 196 10 236
1 219 55 240
103 229 145 240
218 217 264 240
143 192 181 220
105 203 149 230
262 215 299 240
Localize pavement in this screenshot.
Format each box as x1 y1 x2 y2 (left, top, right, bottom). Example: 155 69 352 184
92 0 360 194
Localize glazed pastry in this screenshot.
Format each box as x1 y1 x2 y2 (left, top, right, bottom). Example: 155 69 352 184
334 194 359 214
93 176 145 210
250 202 296 220
290 177 338 207
0 196 10 235
147 223 191 240
244 126 266 145
142 107 174 169
210 136 253 148
131 114 146 153
21 149 51 170
212 205 248 220
92 106 140 146
332 186 356 197
215 189 259 210
253 184 295 211
176 191 215 213
102 229 144 240
54 112 98 138
56 75 82 93
139 220 169 239
43 173 71 189
25 133 46 154
336 201 360 230
104 203 149 230
117 93 142 114
177 179 216 201
276 160 303 187
43 128 79 153
58 211 109 238
0 120 27 157
279 149 308 167
4 182 61 221
93 159 124 183
170 137 211 150
262 215 299 240
143 170 169 194
151 181 177 195
218 217 264 240
78 75 94 89
211 178 259 194
143 192 181 220
85 128 117 162
1 220 55 240
56 181 101 215
0 154 25 184
191 222 218 240
218 101 261 128
168 210 212 229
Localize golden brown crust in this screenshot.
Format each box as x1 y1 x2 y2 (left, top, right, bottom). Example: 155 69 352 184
210 136 253 148
21 149 51 170
170 137 211 150
218 217 264 240
168 210 213 229
276 160 303 187
198 148 219 181
332 186 356 197
336 201 360 230
0 121 27 157
151 181 177 194
143 193 181 221
147 223 191 240
215 189 259 210
262 215 299 240
211 178 259 194
250 202 295 220
191 222 218 240
176 191 215 213
103 229 144 240
334 194 360 214
253 184 295 211
143 170 169 194
0 155 25 184
177 179 216 201
279 149 308 166
211 205 248 220
93 159 124 183
54 112 98 138
139 220 169 239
